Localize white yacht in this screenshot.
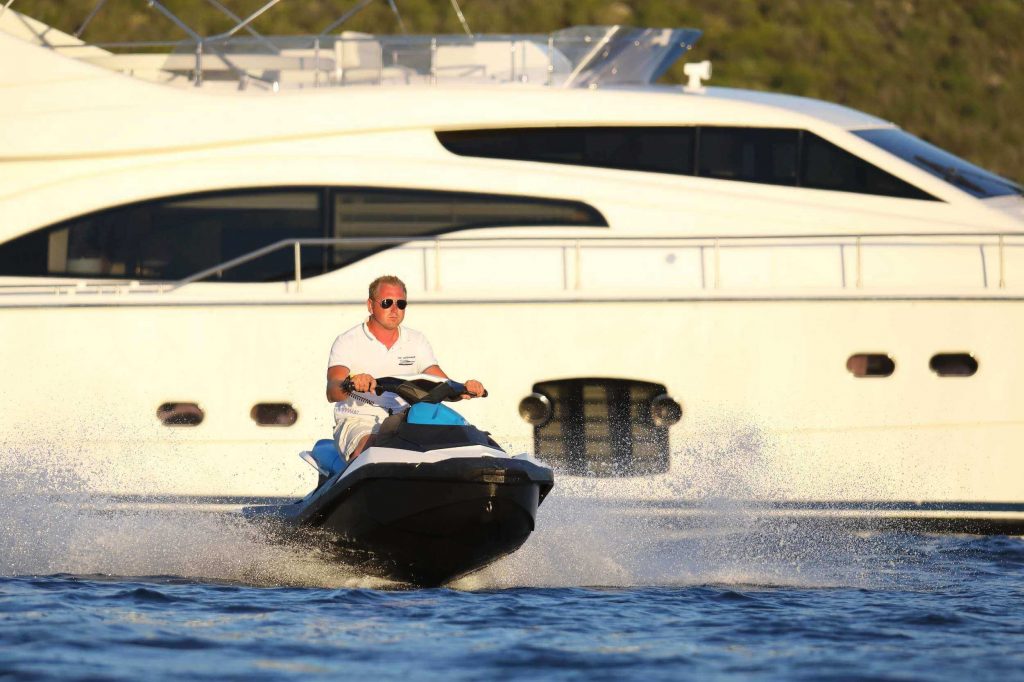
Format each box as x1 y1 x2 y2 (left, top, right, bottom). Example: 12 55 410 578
1 3 1022 532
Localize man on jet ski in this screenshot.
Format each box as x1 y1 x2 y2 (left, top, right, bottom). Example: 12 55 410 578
325 275 486 462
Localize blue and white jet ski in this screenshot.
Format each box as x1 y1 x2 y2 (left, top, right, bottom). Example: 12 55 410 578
244 375 554 587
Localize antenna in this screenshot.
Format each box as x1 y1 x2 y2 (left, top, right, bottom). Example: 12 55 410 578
206 0 284 41
204 0 280 52
74 0 110 38
683 60 711 93
384 0 407 34
449 0 472 37
320 0 376 36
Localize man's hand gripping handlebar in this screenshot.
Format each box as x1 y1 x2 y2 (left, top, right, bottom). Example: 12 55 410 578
340 376 487 402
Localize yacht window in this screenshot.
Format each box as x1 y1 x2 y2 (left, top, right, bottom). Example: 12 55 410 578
0 188 605 281
157 402 204 426
438 127 934 200
330 188 606 269
802 133 936 200
0 230 48 277
0 189 324 282
251 403 299 426
855 128 1022 199
437 127 695 175
929 353 978 377
697 127 799 186
846 353 895 377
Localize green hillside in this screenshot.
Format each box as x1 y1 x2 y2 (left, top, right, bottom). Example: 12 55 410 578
12 0 1023 181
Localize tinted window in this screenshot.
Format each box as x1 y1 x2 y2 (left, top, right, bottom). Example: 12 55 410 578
929 353 978 377
251 403 299 426
330 188 606 269
855 128 1022 198
0 229 48 277
803 133 936 200
157 402 204 426
0 190 324 282
846 353 896 377
438 127 695 175
439 126 938 201
698 127 798 186
0 188 606 281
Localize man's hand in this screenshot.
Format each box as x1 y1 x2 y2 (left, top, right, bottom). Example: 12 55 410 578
349 373 377 394
462 379 485 399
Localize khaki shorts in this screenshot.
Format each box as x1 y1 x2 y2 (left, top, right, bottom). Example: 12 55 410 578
334 414 382 459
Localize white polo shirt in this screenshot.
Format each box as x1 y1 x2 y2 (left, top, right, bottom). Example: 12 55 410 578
328 322 439 422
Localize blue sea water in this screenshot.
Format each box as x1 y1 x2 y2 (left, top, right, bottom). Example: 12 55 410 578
2 487 1024 681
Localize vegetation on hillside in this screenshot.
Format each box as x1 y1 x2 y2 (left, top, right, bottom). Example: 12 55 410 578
12 0 1023 181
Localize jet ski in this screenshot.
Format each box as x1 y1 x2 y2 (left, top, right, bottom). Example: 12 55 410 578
243 374 554 587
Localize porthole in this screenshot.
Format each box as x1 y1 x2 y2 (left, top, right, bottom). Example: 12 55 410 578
930 353 978 377
251 403 298 427
846 354 895 377
157 402 204 426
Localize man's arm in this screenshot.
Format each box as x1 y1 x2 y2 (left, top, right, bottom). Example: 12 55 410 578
326 365 351 402
327 365 378 401
423 365 447 379
424 365 485 398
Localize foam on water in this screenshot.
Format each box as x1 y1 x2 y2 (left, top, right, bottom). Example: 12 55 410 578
461 492 915 591
0 446 394 588
463 417 921 590
0 421 937 591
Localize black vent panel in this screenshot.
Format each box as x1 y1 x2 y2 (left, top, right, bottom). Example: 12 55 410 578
532 378 670 477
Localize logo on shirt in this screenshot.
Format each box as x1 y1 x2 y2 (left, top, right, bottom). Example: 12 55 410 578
398 355 416 366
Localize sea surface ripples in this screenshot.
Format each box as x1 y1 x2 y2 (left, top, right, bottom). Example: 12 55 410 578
2 517 1024 680
2 445 1023 680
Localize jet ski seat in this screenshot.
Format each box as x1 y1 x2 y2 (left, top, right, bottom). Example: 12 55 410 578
300 438 345 478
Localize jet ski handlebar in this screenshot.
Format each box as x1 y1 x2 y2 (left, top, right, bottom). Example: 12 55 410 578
341 376 487 403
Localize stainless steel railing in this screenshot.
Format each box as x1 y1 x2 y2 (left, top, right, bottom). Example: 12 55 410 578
1 232 1021 298
11 1 698 93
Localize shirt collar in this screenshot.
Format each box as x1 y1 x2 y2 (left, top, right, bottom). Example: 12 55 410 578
362 320 403 346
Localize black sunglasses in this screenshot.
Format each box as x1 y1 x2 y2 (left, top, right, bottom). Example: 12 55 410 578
379 298 407 310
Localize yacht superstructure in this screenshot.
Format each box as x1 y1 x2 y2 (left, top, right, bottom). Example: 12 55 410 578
1 3 1023 532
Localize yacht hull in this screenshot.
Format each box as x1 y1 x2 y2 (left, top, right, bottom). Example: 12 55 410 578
3 295 1024 538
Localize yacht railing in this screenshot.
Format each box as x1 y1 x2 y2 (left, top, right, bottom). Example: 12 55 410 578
1 232 1022 298
41 28 700 91
4 2 700 91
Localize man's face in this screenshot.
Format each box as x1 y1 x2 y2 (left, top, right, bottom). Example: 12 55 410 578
367 283 407 331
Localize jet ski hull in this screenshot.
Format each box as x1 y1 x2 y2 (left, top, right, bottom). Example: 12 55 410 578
325 475 541 586
249 455 554 586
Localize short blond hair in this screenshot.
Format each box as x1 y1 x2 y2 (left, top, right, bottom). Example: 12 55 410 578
368 275 407 300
